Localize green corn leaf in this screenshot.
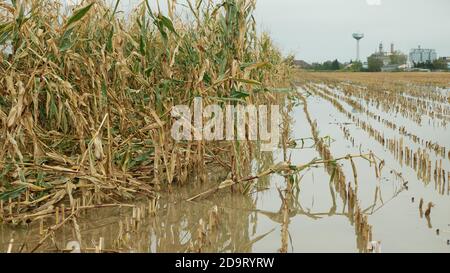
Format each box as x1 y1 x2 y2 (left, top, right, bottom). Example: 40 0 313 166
231 89 250 99
158 15 179 37
232 78 262 85
145 0 156 19
106 26 114 52
59 28 74 51
106 0 120 52
139 35 146 56
208 96 247 104
0 186 26 201
111 0 121 18
0 23 13 45
65 3 95 30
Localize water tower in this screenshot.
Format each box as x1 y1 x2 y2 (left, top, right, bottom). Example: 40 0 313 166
352 33 364 62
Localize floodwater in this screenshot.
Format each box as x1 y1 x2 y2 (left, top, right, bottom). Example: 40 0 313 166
1 83 449 253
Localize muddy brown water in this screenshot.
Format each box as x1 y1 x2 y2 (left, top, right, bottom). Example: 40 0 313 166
1 84 449 253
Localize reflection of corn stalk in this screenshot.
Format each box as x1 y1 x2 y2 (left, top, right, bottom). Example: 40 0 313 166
287 136 335 149
186 153 377 202
277 186 291 253
298 92 376 252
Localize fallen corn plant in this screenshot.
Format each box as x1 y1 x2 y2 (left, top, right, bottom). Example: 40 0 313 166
186 154 378 202
0 0 293 225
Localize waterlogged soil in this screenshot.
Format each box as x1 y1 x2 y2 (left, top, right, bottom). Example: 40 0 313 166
1 84 450 253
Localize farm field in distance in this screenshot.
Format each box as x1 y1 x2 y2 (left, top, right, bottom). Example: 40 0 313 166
299 72 450 89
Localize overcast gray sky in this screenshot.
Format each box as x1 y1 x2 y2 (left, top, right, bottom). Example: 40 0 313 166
254 0 450 63
72 0 450 63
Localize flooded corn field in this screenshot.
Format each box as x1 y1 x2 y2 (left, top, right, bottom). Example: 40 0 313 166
1 0 450 257
2 71 449 253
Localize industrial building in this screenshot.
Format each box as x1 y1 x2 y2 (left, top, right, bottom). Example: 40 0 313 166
409 46 437 64
440 57 450 69
371 42 392 66
367 42 407 71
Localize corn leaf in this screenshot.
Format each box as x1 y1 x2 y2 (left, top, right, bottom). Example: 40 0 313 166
65 3 94 30
0 186 26 201
232 78 262 85
158 15 179 37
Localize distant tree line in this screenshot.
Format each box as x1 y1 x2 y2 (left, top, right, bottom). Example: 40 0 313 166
311 59 342 71
310 60 366 72
303 54 448 73
413 59 448 71
347 61 364 72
